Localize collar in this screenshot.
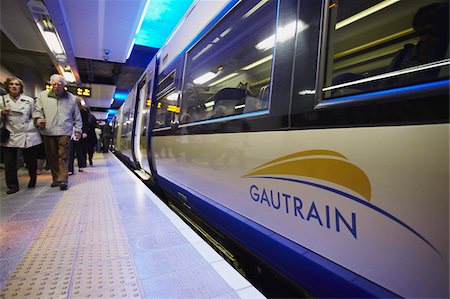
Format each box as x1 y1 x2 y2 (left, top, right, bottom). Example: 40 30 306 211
10 94 21 101
48 90 68 99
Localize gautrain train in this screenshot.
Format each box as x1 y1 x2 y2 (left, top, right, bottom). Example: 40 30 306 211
111 0 449 297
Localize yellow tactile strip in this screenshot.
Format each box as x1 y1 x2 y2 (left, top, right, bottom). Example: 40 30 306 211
0 164 143 299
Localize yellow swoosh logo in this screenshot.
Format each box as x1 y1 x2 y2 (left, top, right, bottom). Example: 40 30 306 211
243 150 371 201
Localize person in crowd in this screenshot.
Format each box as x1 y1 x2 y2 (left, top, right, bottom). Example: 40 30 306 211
68 97 88 174
0 77 42 194
94 125 102 153
33 74 82 190
33 96 47 175
86 110 97 166
387 1 449 82
36 141 46 175
101 122 112 153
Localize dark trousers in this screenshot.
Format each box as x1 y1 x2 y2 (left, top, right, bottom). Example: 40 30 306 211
42 135 70 184
68 139 87 172
3 145 39 189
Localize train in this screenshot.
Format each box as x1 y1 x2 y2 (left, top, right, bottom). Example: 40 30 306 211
111 0 449 297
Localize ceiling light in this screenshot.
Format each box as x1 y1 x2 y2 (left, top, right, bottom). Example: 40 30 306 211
193 72 217 85
204 101 215 108
42 30 64 54
242 55 273 71
167 92 179 101
255 35 275 51
242 0 269 19
277 21 297 43
209 72 238 86
63 70 75 83
336 0 401 30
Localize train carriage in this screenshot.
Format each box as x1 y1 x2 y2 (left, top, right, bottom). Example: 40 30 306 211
112 0 449 297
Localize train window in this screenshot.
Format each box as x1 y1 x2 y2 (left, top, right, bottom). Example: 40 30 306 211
154 91 178 129
180 0 277 124
157 71 175 95
322 0 449 99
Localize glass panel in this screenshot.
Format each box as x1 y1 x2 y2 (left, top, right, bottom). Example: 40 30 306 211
154 90 178 129
180 0 277 124
139 79 152 172
323 0 449 98
157 71 175 95
120 105 134 157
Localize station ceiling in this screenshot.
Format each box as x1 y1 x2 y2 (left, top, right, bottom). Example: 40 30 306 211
0 0 193 120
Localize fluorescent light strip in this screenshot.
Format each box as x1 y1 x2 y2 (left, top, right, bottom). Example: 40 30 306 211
242 0 269 19
126 37 135 60
242 55 273 71
63 71 75 83
136 0 150 34
204 101 215 108
209 72 238 86
193 72 217 84
167 92 178 101
220 27 232 38
334 28 414 59
42 30 64 54
255 35 275 51
323 58 450 91
336 0 401 30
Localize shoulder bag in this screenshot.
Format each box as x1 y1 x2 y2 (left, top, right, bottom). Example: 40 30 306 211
1 96 11 142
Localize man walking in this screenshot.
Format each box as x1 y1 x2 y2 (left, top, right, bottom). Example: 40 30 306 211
33 74 82 190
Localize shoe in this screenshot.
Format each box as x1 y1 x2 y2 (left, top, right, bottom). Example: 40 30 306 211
89 160 93 166
6 187 19 194
78 168 83 172
28 180 36 188
51 182 59 187
68 171 74 175
59 182 68 190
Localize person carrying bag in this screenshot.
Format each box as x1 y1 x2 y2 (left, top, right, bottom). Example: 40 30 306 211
0 96 10 142
0 77 42 194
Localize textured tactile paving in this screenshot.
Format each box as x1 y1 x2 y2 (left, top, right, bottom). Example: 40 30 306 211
1 269 72 298
0 157 143 298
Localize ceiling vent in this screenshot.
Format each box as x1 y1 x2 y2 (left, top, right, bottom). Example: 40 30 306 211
27 0 49 15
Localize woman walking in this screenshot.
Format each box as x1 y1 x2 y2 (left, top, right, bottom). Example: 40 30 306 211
0 77 42 194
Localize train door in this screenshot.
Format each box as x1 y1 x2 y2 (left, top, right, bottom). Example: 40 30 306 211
113 106 124 152
132 59 157 176
117 88 137 167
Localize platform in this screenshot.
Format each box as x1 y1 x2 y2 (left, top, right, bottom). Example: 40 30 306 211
0 152 265 298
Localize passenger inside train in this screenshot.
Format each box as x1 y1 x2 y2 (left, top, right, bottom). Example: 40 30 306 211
323 0 449 98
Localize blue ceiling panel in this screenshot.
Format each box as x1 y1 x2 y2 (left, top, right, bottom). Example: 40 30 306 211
135 0 194 48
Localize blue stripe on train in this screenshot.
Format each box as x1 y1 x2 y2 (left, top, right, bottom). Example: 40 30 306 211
157 175 398 298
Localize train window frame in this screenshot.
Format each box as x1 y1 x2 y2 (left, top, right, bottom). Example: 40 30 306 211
156 70 176 97
314 0 450 109
178 0 278 127
153 87 179 131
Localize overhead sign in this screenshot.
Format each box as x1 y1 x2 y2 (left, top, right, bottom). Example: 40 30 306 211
45 84 91 98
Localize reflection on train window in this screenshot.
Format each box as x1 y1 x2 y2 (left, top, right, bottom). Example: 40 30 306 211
154 91 178 129
323 0 449 99
141 79 152 137
157 71 175 95
180 0 276 124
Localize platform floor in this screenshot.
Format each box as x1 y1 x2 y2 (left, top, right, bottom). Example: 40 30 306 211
0 152 264 298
